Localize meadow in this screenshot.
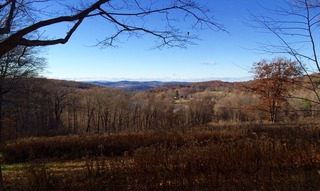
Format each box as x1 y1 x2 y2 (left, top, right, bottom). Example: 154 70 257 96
2 123 320 190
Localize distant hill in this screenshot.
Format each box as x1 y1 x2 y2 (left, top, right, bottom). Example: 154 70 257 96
85 81 189 91
146 80 241 94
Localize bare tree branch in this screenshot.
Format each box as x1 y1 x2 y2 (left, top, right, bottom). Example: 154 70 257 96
0 0 225 58
252 0 320 103
17 45 27 66
0 0 109 57
0 0 11 10
0 0 16 34
19 17 84 46
97 7 194 48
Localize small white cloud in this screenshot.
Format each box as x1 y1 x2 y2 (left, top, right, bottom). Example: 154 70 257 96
200 61 217 65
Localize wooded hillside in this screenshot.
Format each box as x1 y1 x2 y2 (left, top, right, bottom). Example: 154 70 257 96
2 76 319 140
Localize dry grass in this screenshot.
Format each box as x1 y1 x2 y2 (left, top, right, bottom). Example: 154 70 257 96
2 123 320 190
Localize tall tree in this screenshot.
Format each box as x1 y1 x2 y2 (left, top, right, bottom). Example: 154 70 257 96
52 86 76 129
0 0 225 57
0 46 45 140
0 46 45 190
248 57 302 123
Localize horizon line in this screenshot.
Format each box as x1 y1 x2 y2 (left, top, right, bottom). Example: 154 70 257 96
45 76 253 83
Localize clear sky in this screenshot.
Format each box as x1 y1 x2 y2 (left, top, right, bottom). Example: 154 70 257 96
44 0 284 82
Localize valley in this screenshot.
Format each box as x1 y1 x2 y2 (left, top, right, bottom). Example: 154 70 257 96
0 77 320 190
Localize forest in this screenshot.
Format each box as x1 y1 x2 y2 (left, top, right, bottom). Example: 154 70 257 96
2 70 320 140
0 76 315 140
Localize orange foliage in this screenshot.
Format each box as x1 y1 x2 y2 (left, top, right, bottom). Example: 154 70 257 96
248 57 302 122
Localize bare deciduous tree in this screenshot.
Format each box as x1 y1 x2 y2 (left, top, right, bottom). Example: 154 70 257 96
0 46 45 138
0 0 225 58
253 0 320 103
0 45 45 191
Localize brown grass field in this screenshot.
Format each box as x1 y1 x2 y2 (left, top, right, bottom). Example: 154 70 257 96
2 123 320 190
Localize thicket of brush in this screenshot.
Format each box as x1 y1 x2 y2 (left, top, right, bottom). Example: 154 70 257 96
2 124 247 163
2 123 320 190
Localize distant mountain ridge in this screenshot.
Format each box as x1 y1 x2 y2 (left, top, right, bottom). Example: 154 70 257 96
85 81 189 91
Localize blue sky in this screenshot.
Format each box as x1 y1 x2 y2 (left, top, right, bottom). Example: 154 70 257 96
44 0 284 82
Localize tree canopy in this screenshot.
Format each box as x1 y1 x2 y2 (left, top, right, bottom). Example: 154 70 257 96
248 57 302 122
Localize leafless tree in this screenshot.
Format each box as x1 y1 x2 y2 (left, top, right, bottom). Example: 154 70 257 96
0 46 45 137
0 45 45 190
253 0 320 104
0 0 225 58
52 86 76 129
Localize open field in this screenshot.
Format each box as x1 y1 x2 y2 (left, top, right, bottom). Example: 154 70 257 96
1 123 320 190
